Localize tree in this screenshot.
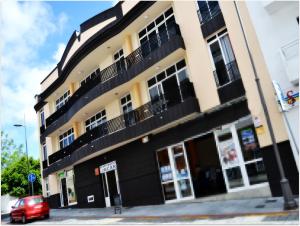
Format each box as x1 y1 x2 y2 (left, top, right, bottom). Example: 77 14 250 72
1 131 42 197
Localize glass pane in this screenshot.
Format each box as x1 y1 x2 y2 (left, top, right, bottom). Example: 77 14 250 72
66 171 77 204
237 126 262 162
149 86 160 103
177 179 192 198
162 182 176 201
102 174 108 197
217 132 239 167
157 149 173 182
219 34 235 64
245 161 268 185
172 145 189 179
225 166 244 189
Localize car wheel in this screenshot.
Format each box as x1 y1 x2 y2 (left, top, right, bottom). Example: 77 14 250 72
10 214 15 223
21 214 26 224
44 214 49 219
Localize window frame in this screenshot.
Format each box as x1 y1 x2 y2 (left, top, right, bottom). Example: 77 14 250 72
55 90 71 110
58 128 74 149
85 109 107 132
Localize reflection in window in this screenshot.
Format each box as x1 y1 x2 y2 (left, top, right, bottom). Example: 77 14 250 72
66 170 77 205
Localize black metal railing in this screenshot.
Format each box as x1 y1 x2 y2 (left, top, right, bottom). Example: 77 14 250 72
47 81 195 166
213 60 240 88
40 125 45 134
44 23 182 129
197 1 221 25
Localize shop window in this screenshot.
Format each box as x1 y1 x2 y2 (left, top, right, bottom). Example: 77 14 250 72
237 125 268 185
66 170 77 205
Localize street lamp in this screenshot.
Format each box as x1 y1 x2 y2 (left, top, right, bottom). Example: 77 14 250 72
233 1 297 210
13 115 33 196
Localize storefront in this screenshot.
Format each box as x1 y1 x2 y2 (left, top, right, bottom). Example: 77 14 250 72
156 116 269 202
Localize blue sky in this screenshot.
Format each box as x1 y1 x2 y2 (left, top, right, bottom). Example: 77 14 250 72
1 1 114 159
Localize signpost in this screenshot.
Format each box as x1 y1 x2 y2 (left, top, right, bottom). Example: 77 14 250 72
28 173 36 196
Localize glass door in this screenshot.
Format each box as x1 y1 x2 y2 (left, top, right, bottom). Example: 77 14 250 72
157 143 194 203
214 126 246 191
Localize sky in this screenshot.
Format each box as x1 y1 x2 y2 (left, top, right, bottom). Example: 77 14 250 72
1 0 115 159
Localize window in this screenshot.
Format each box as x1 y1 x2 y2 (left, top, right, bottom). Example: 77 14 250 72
59 128 74 149
45 177 50 197
42 143 47 161
208 29 239 87
114 49 126 72
138 7 176 52
147 59 188 104
80 68 100 87
55 90 70 110
40 108 45 127
85 109 107 131
196 1 220 24
19 199 25 207
121 94 135 127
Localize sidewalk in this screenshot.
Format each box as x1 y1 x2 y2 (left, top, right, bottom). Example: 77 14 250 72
50 197 298 218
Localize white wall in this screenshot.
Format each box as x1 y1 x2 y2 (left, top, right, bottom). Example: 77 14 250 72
246 1 299 168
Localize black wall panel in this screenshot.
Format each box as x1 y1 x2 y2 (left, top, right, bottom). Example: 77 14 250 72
261 140 299 196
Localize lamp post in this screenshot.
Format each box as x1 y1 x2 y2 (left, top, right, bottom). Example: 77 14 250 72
13 115 32 196
233 1 297 210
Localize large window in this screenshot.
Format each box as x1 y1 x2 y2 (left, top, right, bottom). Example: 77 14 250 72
42 143 47 161
138 7 176 53
147 59 189 106
208 29 239 87
114 49 126 72
55 90 70 110
85 109 107 131
121 94 135 127
59 128 74 149
45 177 50 197
40 108 45 127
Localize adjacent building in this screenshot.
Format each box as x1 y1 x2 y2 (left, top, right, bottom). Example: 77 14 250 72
246 0 299 170
34 1 298 208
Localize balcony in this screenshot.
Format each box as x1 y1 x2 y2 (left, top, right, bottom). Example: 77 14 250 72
197 1 225 38
43 24 185 136
43 82 200 175
213 60 245 103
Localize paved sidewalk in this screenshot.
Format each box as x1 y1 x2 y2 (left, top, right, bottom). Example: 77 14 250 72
50 197 297 218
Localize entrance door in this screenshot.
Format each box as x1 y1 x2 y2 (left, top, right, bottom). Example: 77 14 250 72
100 161 120 207
157 143 194 203
162 75 182 107
60 178 68 207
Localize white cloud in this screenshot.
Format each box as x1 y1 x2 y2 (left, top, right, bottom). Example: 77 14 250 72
1 0 68 157
53 43 66 62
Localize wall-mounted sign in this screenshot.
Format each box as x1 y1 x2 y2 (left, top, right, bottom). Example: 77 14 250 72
100 161 116 174
253 116 265 135
273 81 299 112
87 195 94 203
94 168 99 176
58 172 65 178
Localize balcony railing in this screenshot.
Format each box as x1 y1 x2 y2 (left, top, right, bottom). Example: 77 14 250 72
45 23 182 129
197 2 221 25
47 81 196 166
213 60 240 88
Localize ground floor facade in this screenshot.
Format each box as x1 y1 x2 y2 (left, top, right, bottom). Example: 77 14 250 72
45 100 298 208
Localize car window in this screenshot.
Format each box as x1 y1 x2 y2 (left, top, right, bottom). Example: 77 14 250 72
19 199 25 207
28 197 44 206
14 200 20 208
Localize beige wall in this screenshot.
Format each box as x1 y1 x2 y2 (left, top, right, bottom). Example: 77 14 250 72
106 99 122 120
41 68 58 92
121 1 139 15
172 1 220 112
219 1 288 147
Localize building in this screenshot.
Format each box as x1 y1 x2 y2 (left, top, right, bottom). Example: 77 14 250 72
246 0 299 170
34 1 298 209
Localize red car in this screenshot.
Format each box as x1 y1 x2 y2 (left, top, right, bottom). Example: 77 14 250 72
10 195 50 224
